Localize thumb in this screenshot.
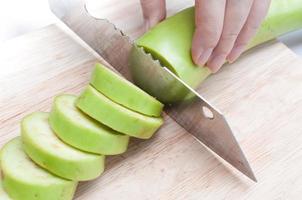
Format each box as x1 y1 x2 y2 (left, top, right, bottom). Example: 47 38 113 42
140 0 166 30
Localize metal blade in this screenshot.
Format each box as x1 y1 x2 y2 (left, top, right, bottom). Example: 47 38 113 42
49 0 256 181
49 0 133 80
131 46 257 182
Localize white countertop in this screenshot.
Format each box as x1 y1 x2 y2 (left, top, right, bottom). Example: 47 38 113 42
0 0 301 56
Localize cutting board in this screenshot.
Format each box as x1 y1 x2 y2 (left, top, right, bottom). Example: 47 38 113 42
1 0 302 199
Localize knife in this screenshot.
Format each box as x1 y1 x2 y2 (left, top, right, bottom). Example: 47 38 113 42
49 0 256 182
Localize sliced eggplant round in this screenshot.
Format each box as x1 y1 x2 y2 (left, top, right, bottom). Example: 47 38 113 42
49 94 129 155
91 63 163 117
77 85 163 139
21 112 105 181
0 137 77 200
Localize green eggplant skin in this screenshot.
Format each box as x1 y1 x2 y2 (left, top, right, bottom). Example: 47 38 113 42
21 112 105 181
91 63 164 117
49 94 129 155
76 85 164 139
132 0 302 103
0 137 77 200
248 0 302 48
136 7 210 90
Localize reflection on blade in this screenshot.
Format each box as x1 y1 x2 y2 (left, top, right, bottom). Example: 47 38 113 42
49 0 256 181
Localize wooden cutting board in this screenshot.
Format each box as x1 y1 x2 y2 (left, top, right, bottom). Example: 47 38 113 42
1 0 302 199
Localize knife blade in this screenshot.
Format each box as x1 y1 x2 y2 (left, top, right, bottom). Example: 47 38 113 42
49 0 256 181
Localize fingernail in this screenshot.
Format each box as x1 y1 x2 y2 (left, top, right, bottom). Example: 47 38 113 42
227 45 245 63
207 54 226 73
197 48 213 67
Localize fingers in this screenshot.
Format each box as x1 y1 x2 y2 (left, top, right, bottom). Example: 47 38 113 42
140 0 166 30
192 0 226 67
192 0 271 73
227 0 271 62
207 0 254 72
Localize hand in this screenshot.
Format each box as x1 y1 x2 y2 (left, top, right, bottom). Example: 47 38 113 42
140 0 271 73
140 0 166 31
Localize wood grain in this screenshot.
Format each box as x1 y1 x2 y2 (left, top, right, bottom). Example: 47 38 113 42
1 0 302 199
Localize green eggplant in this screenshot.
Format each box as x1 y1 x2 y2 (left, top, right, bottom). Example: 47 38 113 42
131 0 302 103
